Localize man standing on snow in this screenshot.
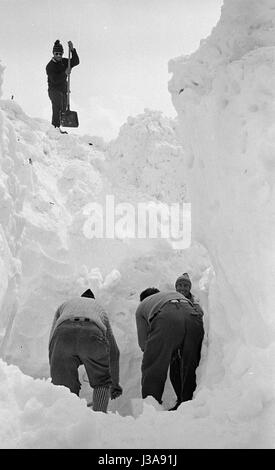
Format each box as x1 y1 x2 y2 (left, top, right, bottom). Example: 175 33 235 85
46 39 79 133
135 286 204 410
49 289 122 412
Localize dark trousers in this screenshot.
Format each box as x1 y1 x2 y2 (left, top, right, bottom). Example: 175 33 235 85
141 302 204 404
48 89 66 128
49 320 112 395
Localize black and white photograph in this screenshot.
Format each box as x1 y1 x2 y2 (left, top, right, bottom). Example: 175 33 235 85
0 0 274 451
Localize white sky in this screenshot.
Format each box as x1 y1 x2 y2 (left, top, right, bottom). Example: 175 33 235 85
0 0 223 140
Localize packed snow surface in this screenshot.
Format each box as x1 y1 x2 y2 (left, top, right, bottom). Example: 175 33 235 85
0 0 274 448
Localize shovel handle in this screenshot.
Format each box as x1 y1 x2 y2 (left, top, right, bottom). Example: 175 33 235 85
66 45 71 110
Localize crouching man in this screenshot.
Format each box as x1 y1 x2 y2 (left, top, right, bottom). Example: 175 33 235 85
49 289 122 412
135 288 204 410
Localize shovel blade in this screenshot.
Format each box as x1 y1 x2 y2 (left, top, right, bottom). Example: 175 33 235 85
60 110 79 127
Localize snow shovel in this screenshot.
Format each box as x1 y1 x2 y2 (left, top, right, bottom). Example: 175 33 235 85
60 44 79 127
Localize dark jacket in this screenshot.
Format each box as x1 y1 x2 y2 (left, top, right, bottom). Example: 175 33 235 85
46 48 80 93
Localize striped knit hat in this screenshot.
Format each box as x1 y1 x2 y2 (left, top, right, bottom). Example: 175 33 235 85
175 273 192 287
53 39 64 54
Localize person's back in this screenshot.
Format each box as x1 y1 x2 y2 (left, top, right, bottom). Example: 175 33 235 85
49 289 122 412
135 287 204 408
49 296 107 342
135 290 201 352
137 290 191 320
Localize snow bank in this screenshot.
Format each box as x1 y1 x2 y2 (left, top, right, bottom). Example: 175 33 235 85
0 71 202 420
169 0 275 442
0 86 213 446
107 109 188 203
0 358 268 449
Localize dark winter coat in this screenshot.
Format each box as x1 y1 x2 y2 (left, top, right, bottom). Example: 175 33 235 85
46 48 80 93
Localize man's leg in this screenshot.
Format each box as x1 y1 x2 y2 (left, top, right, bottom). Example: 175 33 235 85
141 306 186 404
61 92 67 113
179 315 204 402
141 331 171 403
49 323 82 395
79 324 112 412
169 352 182 402
48 89 64 128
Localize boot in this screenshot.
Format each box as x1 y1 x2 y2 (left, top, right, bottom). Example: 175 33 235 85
168 401 181 411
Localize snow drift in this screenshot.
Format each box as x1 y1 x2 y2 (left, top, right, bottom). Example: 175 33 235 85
169 0 275 444
0 74 202 414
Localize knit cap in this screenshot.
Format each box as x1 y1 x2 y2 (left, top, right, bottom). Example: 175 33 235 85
175 273 192 287
81 289 95 299
53 39 64 54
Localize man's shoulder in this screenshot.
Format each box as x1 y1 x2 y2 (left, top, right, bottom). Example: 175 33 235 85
136 292 162 313
46 59 53 68
135 302 144 317
190 293 201 304
57 297 77 310
135 298 152 319
61 296 105 311
61 296 91 307
156 291 186 301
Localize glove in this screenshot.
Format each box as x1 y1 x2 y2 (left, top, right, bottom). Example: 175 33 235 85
110 384 123 399
68 41 74 50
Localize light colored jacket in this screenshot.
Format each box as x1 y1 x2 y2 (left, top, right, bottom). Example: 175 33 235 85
49 297 120 386
135 290 204 352
135 291 189 351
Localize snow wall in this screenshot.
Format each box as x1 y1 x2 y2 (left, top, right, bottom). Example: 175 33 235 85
169 0 275 427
